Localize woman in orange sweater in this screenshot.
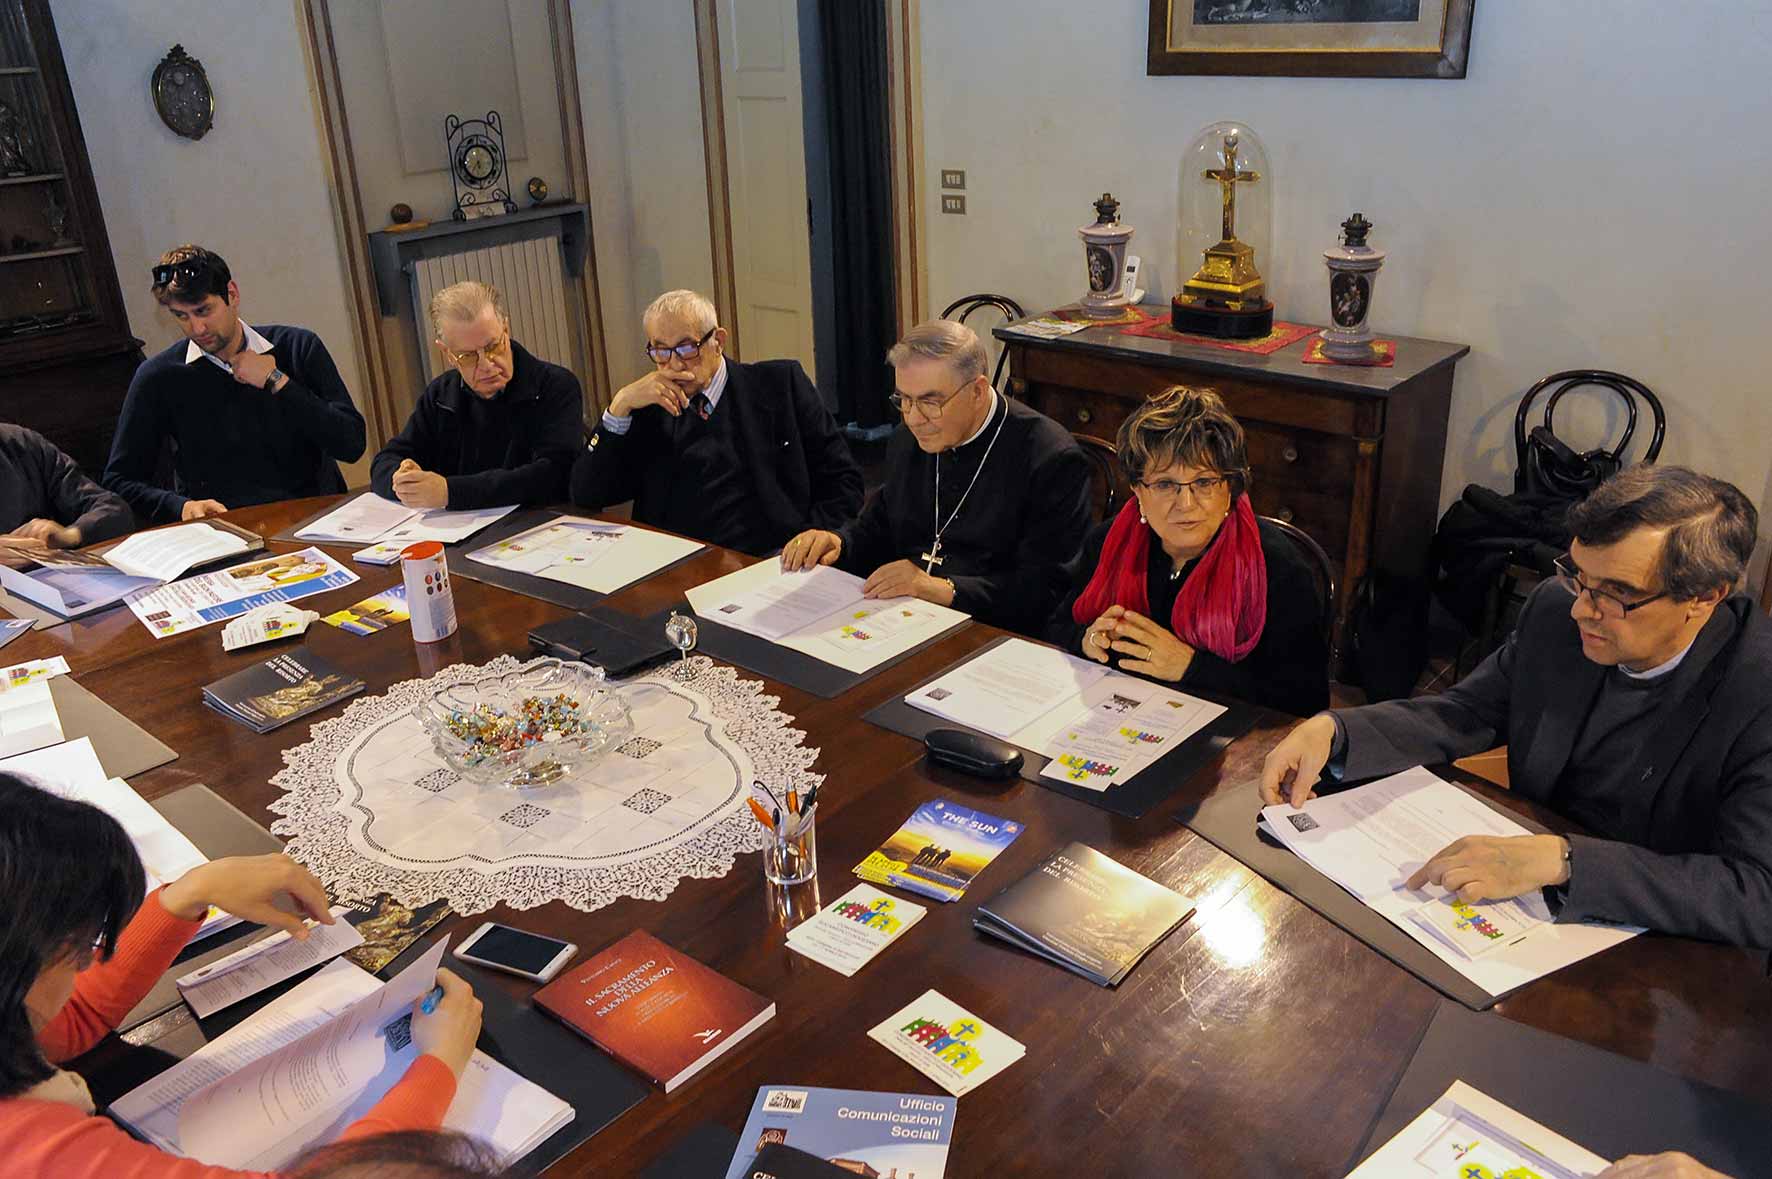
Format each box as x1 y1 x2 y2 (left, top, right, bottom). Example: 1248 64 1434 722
0 773 482 1179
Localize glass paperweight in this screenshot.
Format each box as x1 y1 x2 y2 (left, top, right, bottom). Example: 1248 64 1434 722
414 658 634 788
1174 120 1275 338
665 611 698 670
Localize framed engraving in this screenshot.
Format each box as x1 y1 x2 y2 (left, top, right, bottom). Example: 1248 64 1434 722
1148 0 1474 79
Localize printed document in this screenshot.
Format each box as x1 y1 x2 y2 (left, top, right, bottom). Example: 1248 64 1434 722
1259 767 1640 996
101 523 251 582
687 560 968 673
466 515 702 594
293 493 420 543
905 638 1225 786
1346 1080 1607 1177
125 547 358 638
176 907 365 1018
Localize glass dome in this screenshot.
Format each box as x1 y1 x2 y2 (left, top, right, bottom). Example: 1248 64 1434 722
1177 121 1273 316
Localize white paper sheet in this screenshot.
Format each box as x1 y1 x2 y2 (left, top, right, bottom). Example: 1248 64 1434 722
1259 767 1641 996
176 907 365 1018
0 678 62 756
0 654 69 691
379 503 518 545
101 524 250 582
906 638 1106 738
686 560 969 674
465 515 702 594
1345 1080 1608 1177
293 493 419 543
786 882 926 977
125 547 359 639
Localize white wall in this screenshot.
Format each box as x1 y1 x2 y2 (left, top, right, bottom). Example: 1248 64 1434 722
919 2 1772 525
575 0 716 389
52 0 369 454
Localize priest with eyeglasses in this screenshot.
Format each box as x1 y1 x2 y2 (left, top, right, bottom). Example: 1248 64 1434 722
570 289 862 555
782 319 1090 635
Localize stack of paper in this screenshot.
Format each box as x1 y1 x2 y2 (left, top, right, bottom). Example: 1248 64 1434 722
904 638 1226 789
295 492 516 549
1346 1080 1608 1177
0 737 235 939
786 882 926 976
686 561 968 674
465 515 702 594
1258 767 1640 995
112 940 574 1170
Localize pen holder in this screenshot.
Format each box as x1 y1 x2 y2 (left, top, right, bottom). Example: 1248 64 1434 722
763 811 817 886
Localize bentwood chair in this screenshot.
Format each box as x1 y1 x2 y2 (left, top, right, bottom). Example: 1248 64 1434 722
940 293 1026 391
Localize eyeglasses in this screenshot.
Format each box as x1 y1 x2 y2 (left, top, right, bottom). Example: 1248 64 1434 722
151 260 213 288
887 380 972 420
1135 474 1229 502
1553 553 1667 619
645 326 718 365
440 328 511 371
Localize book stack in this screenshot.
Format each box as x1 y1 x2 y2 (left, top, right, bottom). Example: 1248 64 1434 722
535 929 774 1093
202 647 365 733
973 841 1196 987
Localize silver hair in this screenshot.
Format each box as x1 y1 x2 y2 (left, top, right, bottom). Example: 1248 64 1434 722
428 280 506 337
643 289 719 336
886 320 988 385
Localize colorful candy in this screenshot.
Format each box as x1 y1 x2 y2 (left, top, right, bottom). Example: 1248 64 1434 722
442 693 596 766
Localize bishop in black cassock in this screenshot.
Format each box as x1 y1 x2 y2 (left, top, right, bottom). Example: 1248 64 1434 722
783 326 1091 636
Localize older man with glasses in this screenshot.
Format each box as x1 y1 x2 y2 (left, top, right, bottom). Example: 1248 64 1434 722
570 289 862 555
1260 464 1772 949
370 280 584 510
781 319 1090 636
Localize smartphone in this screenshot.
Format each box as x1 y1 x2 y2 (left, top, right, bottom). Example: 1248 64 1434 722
453 922 578 983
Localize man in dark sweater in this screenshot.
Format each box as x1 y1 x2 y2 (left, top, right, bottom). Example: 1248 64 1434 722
782 319 1090 636
1 423 133 557
102 245 366 524
569 289 863 555
370 280 583 509
1261 466 1772 948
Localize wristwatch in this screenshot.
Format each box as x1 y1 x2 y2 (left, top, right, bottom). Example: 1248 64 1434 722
263 366 286 393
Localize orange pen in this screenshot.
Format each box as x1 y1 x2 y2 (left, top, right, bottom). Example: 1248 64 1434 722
746 796 776 830
788 788 799 815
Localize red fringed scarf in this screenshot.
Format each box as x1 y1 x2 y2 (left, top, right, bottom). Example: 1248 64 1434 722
1071 496 1268 663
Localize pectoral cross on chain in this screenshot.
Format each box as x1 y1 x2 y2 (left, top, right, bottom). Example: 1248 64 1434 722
921 539 944 572
1204 133 1260 245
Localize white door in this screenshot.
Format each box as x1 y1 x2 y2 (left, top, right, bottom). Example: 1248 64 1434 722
716 0 817 376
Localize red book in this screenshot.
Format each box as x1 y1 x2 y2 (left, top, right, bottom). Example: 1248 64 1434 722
534 930 774 1093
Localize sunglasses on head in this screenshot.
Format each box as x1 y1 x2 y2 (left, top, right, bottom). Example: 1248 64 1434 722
151 260 215 288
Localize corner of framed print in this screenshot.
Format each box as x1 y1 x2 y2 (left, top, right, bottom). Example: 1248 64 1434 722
1148 0 1474 79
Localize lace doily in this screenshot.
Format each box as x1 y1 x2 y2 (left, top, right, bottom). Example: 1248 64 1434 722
268 655 820 914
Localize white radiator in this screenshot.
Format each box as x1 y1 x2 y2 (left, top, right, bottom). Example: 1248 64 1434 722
410 235 575 385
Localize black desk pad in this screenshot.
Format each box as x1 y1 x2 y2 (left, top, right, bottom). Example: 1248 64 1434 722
639 1120 743 1179
864 635 1255 818
446 510 708 612
639 605 971 700
1349 1000 1772 1175
1179 776 1570 1011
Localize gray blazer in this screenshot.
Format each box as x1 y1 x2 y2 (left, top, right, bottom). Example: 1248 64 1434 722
1336 581 1772 949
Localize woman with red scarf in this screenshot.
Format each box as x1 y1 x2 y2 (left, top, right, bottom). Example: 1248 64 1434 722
1049 386 1329 717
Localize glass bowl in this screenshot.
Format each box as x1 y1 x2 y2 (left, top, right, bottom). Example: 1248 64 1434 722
413 659 634 788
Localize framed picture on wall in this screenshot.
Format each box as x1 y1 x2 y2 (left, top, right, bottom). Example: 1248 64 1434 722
1147 0 1475 79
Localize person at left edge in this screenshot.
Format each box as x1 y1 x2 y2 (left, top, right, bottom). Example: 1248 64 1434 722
1 424 133 556
102 245 366 524
370 280 584 510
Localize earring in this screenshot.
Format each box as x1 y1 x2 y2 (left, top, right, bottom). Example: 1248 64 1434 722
1138 510 1147 524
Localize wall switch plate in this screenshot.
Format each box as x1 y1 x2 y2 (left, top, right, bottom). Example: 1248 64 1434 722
940 168 966 190
941 194 966 214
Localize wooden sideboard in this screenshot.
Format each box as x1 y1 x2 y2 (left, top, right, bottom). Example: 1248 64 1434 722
995 315 1468 663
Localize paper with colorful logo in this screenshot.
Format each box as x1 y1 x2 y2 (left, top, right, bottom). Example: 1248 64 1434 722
0 655 69 691
867 989 1024 1098
1406 893 1546 961
124 547 358 638
1037 677 1226 791
854 798 1023 903
322 584 410 636
1345 1080 1607 1177
785 883 926 977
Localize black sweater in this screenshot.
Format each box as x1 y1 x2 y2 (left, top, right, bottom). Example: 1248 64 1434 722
1047 517 1330 716
371 340 584 509
103 325 365 523
0 424 133 544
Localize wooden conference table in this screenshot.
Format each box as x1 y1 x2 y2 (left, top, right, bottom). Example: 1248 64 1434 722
10 496 1772 1177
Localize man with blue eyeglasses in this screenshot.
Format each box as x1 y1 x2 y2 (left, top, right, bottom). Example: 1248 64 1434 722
1260 465 1772 949
569 289 862 555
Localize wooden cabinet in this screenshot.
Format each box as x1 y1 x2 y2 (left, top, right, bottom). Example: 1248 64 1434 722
996 317 1468 663
0 0 142 475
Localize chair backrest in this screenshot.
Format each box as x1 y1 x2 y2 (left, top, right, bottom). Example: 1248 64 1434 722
1258 515 1337 648
940 293 1027 392
1513 370 1666 499
1072 433 1125 524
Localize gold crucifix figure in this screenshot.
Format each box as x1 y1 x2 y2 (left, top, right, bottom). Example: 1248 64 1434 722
1204 134 1259 246
1180 132 1267 311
